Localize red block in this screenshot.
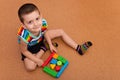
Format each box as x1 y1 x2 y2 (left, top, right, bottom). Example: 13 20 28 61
55 66 61 72
42 53 54 67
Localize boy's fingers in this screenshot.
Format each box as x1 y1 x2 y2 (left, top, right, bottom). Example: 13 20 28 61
51 49 57 53
54 48 57 52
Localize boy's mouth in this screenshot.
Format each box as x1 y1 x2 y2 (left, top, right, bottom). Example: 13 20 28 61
33 26 40 29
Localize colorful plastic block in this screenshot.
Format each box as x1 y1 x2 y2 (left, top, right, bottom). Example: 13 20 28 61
53 53 58 59
61 58 67 64
43 66 57 77
57 56 63 61
57 61 62 66
42 53 54 67
50 64 56 69
50 58 57 64
57 56 67 64
56 61 69 78
55 66 61 72
42 52 69 78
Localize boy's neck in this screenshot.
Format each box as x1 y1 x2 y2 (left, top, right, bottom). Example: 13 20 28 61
31 31 40 37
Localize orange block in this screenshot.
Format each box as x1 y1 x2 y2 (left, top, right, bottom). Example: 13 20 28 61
53 53 58 59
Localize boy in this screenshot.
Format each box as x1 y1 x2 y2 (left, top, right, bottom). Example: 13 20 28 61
17 3 92 71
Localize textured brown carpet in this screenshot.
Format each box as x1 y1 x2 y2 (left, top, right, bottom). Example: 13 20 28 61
0 0 120 80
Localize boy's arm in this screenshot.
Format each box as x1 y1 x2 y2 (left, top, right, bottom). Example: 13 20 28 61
44 30 52 46
19 39 42 63
44 30 57 52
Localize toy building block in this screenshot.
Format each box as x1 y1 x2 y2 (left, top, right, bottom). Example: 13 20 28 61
53 53 58 59
43 66 57 77
56 61 69 78
57 56 67 64
50 64 56 69
61 58 67 64
57 56 63 61
50 58 57 64
57 61 62 66
42 52 69 78
55 66 61 72
42 53 54 67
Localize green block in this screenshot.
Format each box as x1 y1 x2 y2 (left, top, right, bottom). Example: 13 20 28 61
57 61 62 66
57 56 63 61
43 66 57 77
57 56 67 64
61 58 67 64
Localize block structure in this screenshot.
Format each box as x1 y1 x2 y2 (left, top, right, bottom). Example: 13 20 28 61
42 52 69 78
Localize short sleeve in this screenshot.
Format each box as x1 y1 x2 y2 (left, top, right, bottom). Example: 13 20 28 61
41 18 48 33
17 26 33 44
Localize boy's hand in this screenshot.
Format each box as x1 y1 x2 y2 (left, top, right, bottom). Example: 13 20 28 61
36 59 44 67
49 44 57 53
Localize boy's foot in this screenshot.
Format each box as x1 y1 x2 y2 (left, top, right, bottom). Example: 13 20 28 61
76 41 92 55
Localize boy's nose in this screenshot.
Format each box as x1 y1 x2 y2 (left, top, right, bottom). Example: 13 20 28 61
34 21 38 26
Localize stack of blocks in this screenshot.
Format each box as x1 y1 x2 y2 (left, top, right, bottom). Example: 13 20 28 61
42 52 69 78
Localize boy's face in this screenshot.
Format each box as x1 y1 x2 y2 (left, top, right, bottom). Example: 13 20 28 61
22 10 42 33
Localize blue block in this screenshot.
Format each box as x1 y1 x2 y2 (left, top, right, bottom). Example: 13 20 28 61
56 61 69 78
50 58 57 64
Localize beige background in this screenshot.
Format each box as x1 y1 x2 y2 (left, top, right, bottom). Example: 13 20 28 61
0 0 120 80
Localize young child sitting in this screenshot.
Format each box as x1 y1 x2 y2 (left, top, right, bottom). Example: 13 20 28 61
17 3 92 71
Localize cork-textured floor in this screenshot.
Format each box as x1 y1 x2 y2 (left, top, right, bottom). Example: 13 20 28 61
0 0 120 80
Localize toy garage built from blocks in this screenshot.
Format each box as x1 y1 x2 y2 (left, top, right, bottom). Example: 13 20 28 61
42 52 69 78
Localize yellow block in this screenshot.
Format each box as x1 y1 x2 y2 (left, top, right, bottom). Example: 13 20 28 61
50 64 56 69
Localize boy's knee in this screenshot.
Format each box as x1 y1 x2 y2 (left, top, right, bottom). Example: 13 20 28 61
59 29 65 35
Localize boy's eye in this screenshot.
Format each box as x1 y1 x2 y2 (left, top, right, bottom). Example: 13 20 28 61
28 21 32 24
36 17 40 20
